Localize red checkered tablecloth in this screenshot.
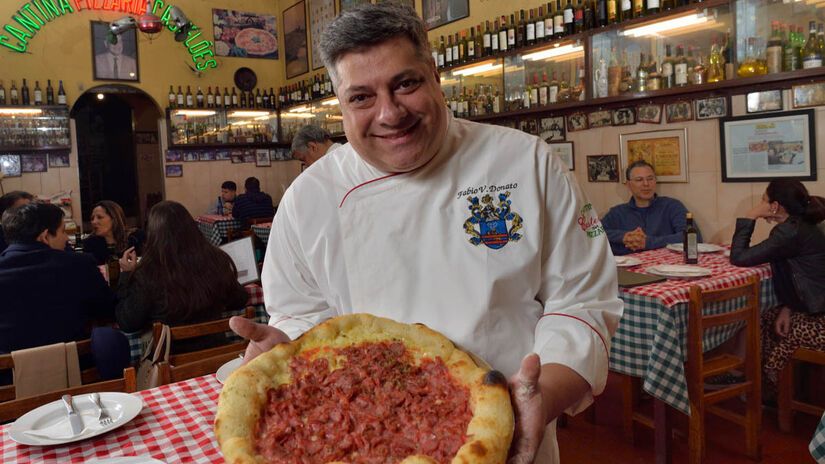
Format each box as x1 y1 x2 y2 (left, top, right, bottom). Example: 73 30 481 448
0 376 224 463
621 245 773 307
194 214 226 226
245 283 263 306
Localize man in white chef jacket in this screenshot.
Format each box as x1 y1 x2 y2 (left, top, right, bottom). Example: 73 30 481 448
230 4 622 463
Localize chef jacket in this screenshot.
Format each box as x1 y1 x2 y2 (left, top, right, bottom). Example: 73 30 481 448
262 110 623 462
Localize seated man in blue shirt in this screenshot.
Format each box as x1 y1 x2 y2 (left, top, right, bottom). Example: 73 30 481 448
232 177 275 221
602 160 701 255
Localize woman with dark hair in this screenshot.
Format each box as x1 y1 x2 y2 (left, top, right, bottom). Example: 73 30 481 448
82 200 145 265
729 179 825 388
115 201 248 351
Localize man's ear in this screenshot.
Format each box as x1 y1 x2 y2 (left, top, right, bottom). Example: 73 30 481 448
35 229 50 245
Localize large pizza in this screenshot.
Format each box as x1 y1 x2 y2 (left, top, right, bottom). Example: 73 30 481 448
215 314 514 464
234 28 278 56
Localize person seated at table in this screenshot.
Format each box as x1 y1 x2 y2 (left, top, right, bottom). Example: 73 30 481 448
601 160 701 255
81 200 146 266
0 191 33 254
290 125 341 168
232 177 275 221
205 181 237 216
726 179 825 390
116 201 248 353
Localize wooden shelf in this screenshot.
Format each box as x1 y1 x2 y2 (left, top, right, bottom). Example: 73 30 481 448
0 145 71 152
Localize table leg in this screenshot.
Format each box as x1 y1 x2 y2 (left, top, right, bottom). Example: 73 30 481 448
654 398 672 464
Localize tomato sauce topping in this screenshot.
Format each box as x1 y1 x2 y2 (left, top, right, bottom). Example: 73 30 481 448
254 341 473 464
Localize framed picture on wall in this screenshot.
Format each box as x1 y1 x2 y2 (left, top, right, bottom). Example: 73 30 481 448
216 149 231 161
165 164 183 177
338 0 369 13
636 104 662 124
612 107 636 126
91 20 139 82
256 149 272 166
375 0 415 6
165 150 182 162
422 0 469 30
587 155 619 182
539 117 565 142
665 100 693 123
694 96 728 120
518 119 538 135
588 110 612 128
284 1 309 79
619 129 689 183
48 152 71 168
549 142 574 171
747 90 783 113
566 112 588 132
308 0 335 70
183 151 199 162
719 110 816 182
212 9 279 60
199 150 216 161
792 81 825 108
0 154 22 177
21 154 47 173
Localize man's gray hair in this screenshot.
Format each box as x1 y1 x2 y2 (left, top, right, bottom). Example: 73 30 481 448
291 125 332 153
318 3 432 88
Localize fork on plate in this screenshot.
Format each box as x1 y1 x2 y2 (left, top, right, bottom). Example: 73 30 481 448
91 392 113 426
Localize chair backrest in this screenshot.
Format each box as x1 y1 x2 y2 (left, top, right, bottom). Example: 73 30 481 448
247 217 272 226
152 306 254 366
0 367 136 424
158 351 242 385
687 275 760 384
0 339 102 404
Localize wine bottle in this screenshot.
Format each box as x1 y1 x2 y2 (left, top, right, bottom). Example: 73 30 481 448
508 14 516 49
633 0 644 19
683 213 698 264
674 44 688 87
168 85 176 107
483 21 492 55
196 86 204 107
517 10 526 48
766 21 782 74
460 30 468 64
57 80 66 104
584 0 595 30
620 0 632 23
176 86 184 107
438 36 446 67
574 0 584 33
256 89 263 107
803 22 822 68
707 36 724 82
231 87 238 107
636 53 648 91
453 32 461 64
535 7 545 42
596 0 607 27
475 25 482 57
185 85 193 107
549 71 560 103
646 0 659 16
491 20 500 53
21 78 30 105
46 79 54 105
10 80 18 105
240 89 247 108
607 0 617 24
723 29 734 79
33 80 42 105
206 86 214 107
526 9 536 46
269 87 277 108
214 87 222 108
554 0 565 39
539 71 549 106
499 16 509 52
0 80 5 105
545 3 555 41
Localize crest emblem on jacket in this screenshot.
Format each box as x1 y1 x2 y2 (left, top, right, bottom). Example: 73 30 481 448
463 192 523 249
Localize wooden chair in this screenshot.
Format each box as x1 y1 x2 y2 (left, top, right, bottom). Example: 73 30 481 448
685 275 762 463
226 227 255 243
778 347 825 432
158 351 242 385
247 216 272 226
151 306 255 367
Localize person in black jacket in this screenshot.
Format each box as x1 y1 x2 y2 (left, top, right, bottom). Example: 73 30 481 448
81 200 145 265
0 191 33 254
729 179 825 388
232 177 275 221
116 201 248 353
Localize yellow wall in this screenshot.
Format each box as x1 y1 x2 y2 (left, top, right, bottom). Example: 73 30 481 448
0 0 300 220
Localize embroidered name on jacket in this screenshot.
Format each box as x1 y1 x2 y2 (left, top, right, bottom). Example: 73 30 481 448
463 192 523 249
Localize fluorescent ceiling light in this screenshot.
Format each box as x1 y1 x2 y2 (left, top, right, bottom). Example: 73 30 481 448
176 110 216 117
321 97 339 106
228 111 270 117
621 13 711 37
281 113 316 119
452 62 503 76
289 105 311 113
522 44 584 61
0 108 43 115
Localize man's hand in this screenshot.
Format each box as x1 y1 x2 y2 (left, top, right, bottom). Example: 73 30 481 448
774 306 792 338
622 227 647 251
507 353 547 464
119 247 137 272
229 317 290 365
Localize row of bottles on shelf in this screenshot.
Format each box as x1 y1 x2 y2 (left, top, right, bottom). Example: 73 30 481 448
168 85 278 110
432 0 710 68
446 70 585 117
0 79 66 106
744 21 825 77
279 72 334 107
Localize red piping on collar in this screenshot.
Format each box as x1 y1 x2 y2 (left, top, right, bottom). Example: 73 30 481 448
537 312 610 397
338 172 404 208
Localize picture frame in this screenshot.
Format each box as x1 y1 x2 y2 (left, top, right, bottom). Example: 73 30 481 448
587 109 612 128
518 119 538 135
566 112 588 132
270 147 293 161
636 104 662 124
199 150 216 161
243 153 256 163
612 107 636 126
665 100 693 123
91 20 139 82
619 129 689 183
48 152 71 168
165 150 182 162
747 90 783 113
283 1 309 79
422 0 469 30
539 116 565 142
719 109 816 182
216 149 231 161
165 164 183 177
549 141 574 171
212 9 279 60
308 0 335 70
231 154 244 164
587 154 619 182
256 149 272 166
694 96 728 120
338 0 369 13
21 154 47 173
0 154 21 177
183 151 200 162
792 81 825 109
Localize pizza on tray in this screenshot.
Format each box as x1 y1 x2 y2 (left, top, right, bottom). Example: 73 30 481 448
234 28 278 56
215 313 514 464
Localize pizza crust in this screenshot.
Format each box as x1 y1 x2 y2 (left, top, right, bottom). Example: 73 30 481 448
215 313 514 464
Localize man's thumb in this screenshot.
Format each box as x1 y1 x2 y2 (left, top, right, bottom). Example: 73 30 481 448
229 316 269 342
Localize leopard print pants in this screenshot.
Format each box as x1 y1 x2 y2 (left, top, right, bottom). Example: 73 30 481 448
761 306 825 388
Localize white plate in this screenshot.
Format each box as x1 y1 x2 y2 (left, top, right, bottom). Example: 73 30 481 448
615 256 642 267
666 243 725 253
8 392 143 446
646 264 713 278
216 357 243 384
